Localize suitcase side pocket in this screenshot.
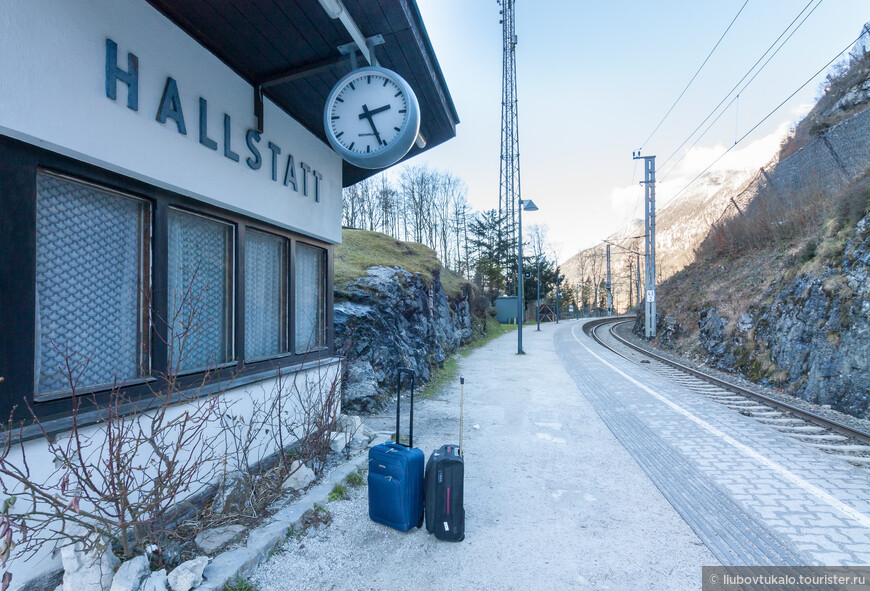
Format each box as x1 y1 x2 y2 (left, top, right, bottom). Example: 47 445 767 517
368 471 405 526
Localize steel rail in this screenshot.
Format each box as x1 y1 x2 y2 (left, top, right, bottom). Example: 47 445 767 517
585 317 870 447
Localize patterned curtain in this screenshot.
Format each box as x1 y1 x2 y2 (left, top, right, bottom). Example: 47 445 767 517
35 172 147 394
167 209 233 372
245 230 287 359
294 243 325 352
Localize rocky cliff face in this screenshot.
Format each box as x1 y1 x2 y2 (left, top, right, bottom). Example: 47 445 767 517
334 266 477 412
692 212 870 418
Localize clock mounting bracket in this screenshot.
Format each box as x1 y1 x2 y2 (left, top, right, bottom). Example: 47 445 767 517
253 34 386 133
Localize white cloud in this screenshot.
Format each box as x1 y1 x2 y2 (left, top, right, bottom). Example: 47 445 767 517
603 120 790 222
790 102 814 117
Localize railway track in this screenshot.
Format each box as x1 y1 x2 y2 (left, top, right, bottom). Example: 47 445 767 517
586 317 870 467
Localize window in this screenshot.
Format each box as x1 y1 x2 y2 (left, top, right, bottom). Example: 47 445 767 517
34 171 150 395
167 209 234 372
2 138 336 421
294 243 326 352
245 229 288 359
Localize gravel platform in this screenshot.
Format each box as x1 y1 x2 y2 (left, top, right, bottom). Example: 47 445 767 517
251 320 716 590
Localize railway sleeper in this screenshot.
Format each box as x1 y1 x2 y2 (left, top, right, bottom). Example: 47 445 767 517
805 443 870 454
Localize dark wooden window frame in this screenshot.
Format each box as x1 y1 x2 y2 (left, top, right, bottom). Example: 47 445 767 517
0 135 336 427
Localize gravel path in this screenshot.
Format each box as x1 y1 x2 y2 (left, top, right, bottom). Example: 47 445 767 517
251 320 715 590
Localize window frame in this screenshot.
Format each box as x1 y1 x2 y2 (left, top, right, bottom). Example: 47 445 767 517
0 135 335 425
33 169 154 400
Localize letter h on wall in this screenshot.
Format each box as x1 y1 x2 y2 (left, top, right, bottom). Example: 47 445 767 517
106 38 138 111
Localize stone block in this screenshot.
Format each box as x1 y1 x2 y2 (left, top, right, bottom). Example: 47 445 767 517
194 525 247 555
109 555 150 591
329 431 351 453
62 542 119 591
211 471 251 516
140 570 169 591
282 461 315 491
167 556 208 591
338 414 363 434
246 520 291 560
199 548 259 591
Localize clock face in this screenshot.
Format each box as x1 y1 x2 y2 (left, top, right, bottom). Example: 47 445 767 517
324 66 421 169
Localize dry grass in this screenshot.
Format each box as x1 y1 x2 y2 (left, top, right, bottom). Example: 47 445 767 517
659 169 870 359
699 171 870 263
658 246 792 349
335 229 471 298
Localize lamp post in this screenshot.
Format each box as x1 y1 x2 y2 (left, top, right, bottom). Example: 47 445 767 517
555 274 563 324
517 198 538 354
576 283 581 319
536 256 541 331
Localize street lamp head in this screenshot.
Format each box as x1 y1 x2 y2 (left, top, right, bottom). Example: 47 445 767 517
520 199 538 212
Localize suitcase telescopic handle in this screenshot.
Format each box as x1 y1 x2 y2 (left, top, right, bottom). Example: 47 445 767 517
396 368 415 448
459 376 464 456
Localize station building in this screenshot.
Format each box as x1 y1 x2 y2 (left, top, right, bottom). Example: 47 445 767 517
0 0 457 586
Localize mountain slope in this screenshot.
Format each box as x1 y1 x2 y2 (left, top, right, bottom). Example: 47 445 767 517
562 168 756 308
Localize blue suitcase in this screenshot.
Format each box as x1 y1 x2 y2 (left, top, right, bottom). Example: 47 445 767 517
368 368 425 532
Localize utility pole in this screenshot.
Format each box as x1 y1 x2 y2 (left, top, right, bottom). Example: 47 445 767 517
576 283 581 318
628 257 633 309
605 244 612 316
633 152 656 338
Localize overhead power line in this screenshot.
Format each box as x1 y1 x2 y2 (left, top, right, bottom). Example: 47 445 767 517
665 32 864 203
658 0 823 181
638 0 750 151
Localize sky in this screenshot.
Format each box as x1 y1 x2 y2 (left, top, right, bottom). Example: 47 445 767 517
411 0 870 262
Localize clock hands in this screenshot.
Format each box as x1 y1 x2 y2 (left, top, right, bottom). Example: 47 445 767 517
361 104 392 118
358 103 392 147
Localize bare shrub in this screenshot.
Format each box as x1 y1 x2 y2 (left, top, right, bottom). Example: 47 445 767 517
286 357 344 476
214 389 274 519
0 266 229 571
700 174 833 259
0 352 222 560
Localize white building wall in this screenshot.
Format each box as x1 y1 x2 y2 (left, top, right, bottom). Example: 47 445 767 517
8 359 342 590
0 0 343 244
0 0 350 587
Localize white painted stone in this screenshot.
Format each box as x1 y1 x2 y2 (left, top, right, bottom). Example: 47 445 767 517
167 556 208 591
338 414 363 434
62 543 120 591
109 555 150 591
194 525 246 555
281 461 315 491
329 431 351 453
140 570 169 591
60 542 86 575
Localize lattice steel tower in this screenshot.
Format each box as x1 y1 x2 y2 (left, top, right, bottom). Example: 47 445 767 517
497 0 520 287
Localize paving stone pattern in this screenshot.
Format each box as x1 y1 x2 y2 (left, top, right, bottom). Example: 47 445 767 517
556 323 870 566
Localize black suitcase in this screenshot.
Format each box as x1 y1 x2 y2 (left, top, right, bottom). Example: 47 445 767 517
424 376 465 541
